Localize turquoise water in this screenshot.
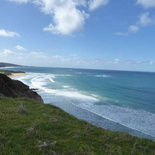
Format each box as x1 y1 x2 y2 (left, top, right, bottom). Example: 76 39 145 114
5 67 155 140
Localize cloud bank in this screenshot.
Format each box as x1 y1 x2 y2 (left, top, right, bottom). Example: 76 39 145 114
0 48 154 71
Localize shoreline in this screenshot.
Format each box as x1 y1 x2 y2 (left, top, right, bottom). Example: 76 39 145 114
8 72 27 78
0 69 26 78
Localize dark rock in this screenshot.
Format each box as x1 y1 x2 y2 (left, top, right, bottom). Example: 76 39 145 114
31 88 38 91
0 73 43 103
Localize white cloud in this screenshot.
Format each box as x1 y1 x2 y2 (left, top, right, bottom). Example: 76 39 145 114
137 0 155 8
138 12 153 26
51 55 64 59
1 49 15 56
114 59 121 64
116 25 139 36
7 0 89 35
43 11 88 35
7 0 29 3
128 25 139 32
27 52 48 58
15 45 26 51
88 0 109 11
0 29 20 37
35 0 89 35
6 0 109 35
116 12 155 36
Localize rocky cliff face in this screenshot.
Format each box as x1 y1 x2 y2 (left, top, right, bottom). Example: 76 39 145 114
0 73 43 103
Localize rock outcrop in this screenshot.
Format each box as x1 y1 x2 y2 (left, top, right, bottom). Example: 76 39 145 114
0 73 43 103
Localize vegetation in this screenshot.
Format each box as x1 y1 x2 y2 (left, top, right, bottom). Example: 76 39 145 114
0 62 21 67
0 97 155 154
0 70 25 76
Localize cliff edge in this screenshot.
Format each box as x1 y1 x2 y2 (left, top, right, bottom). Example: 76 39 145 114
0 73 43 103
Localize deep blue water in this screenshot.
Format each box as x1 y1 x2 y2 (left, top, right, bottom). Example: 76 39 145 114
3 66 155 140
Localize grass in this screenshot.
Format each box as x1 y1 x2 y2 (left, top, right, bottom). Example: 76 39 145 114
0 97 155 155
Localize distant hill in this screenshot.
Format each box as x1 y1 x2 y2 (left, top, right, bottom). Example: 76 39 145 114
0 62 21 67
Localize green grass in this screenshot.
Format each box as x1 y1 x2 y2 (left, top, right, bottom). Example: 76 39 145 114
0 97 155 155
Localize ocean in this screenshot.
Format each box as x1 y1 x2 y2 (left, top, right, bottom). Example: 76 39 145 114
4 66 155 140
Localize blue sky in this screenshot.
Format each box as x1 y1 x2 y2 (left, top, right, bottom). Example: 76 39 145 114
0 0 155 71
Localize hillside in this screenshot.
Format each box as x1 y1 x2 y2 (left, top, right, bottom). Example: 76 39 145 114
0 62 21 67
0 97 155 154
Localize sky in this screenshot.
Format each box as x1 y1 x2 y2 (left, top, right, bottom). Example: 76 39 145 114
0 0 155 72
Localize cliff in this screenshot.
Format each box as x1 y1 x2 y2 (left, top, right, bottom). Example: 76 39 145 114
0 73 43 103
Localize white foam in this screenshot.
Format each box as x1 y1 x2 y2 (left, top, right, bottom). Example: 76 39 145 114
12 73 37 87
95 74 110 78
28 73 98 104
13 73 56 89
49 76 55 83
57 91 98 103
63 85 70 88
49 78 54 83
37 86 97 103
31 76 48 89
56 74 72 77
75 103 155 138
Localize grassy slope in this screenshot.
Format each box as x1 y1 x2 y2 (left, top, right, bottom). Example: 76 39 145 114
0 97 155 155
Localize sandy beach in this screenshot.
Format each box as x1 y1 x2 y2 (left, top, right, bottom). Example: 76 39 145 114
8 72 27 78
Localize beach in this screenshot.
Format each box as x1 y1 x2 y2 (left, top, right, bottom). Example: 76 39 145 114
0 68 26 78
8 72 27 78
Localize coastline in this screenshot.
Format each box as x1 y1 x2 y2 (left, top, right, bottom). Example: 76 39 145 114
10 69 155 141
1 68 155 149
8 72 27 78
0 69 26 78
